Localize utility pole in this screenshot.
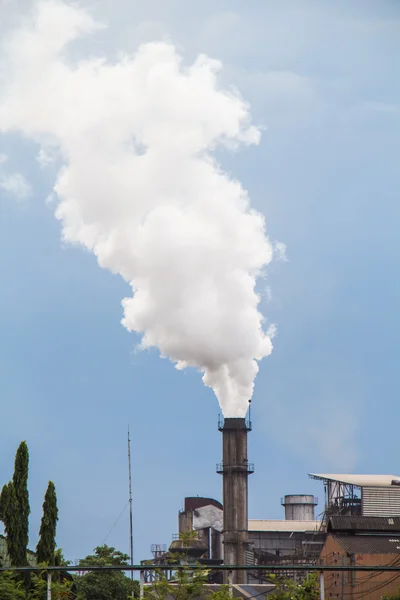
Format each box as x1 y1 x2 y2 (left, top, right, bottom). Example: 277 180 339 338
128 426 134 599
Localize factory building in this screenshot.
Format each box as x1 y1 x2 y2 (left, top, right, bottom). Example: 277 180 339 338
309 473 400 517
142 422 400 596
166 474 400 575
170 493 324 584
247 517 324 582
320 516 400 600
175 496 223 566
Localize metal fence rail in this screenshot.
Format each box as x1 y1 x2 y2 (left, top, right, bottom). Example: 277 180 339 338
5 563 400 600
0 564 400 573
3 564 400 572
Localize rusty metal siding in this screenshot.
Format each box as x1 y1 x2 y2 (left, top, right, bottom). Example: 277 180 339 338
362 487 400 516
321 536 400 600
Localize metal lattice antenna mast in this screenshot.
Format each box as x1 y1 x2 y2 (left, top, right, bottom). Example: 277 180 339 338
128 426 134 597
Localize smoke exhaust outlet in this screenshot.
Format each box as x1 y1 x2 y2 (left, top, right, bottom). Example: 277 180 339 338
217 416 253 584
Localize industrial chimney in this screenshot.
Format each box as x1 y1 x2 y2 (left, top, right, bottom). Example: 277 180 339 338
217 416 253 584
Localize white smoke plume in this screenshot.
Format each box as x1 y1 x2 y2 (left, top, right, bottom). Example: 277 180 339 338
0 0 276 417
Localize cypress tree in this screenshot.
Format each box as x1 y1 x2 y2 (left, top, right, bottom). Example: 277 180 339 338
0 482 20 565
0 442 30 566
36 481 58 565
0 482 7 521
12 441 30 566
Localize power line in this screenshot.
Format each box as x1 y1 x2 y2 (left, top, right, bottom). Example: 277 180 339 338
102 502 129 545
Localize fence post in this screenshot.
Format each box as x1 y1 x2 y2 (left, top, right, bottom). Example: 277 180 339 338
228 570 233 597
140 570 144 599
319 571 325 600
47 571 52 600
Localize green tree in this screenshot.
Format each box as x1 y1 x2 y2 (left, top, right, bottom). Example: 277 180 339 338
0 482 20 566
36 482 58 565
267 573 319 600
144 563 234 600
145 566 209 600
12 441 30 566
30 570 73 600
54 548 71 567
207 586 232 600
0 481 8 522
0 442 31 567
0 442 30 567
0 572 25 600
75 545 138 600
0 442 31 594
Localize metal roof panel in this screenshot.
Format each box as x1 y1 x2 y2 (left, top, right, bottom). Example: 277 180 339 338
309 474 400 487
334 535 400 555
249 520 321 532
328 516 400 532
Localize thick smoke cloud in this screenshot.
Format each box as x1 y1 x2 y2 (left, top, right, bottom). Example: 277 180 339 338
0 0 276 417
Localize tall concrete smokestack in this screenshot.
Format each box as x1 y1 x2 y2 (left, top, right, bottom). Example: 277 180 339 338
217 416 253 584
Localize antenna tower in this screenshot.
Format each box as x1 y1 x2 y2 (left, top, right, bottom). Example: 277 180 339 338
128 426 134 598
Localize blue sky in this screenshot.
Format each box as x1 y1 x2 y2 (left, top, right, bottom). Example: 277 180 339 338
0 0 400 564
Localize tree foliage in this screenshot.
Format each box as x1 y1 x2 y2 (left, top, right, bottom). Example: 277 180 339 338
0 482 21 567
0 570 72 600
54 548 71 567
36 481 58 565
143 549 232 600
30 571 73 600
0 554 321 600
79 545 130 567
383 592 400 600
0 442 31 567
0 572 25 600
12 441 30 566
145 567 210 600
75 545 138 600
267 573 319 600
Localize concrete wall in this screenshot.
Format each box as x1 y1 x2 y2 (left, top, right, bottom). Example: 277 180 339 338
0 535 36 567
179 510 194 535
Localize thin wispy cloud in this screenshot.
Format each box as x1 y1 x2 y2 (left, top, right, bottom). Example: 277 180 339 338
0 172 32 199
37 147 57 168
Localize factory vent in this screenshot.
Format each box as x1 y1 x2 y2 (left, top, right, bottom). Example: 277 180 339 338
281 495 318 521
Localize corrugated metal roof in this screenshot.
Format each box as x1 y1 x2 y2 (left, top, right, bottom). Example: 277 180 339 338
309 474 400 487
334 535 400 555
328 516 400 532
249 520 321 532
